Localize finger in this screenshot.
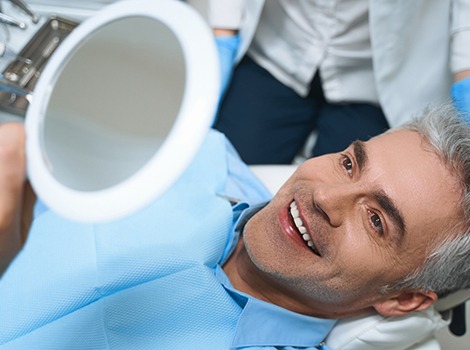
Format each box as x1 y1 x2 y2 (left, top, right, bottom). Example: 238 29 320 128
0 123 26 274
21 180 36 243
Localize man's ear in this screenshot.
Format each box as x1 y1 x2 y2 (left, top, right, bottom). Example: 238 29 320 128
373 290 438 317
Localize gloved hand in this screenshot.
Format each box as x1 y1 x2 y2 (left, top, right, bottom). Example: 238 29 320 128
215 34 240 96
451 76 470 121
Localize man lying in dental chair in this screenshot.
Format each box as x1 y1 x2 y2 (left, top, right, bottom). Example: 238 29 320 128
0 104 470 349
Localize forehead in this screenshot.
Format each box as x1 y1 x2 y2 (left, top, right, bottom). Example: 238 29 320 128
365 130 461 241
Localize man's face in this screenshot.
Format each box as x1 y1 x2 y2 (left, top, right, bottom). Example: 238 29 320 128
239 130 462 318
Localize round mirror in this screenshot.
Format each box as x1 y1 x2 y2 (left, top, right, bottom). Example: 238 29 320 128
43 15 186 191
26 0 220 222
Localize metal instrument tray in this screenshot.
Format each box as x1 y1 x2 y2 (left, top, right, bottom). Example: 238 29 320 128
0 15 79 116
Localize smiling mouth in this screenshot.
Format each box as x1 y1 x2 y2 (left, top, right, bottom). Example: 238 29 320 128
289 201 321 256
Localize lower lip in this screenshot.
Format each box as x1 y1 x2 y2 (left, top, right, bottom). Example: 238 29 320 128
278 205 312 251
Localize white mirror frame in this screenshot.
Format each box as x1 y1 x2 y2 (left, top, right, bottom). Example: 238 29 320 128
26 0 220 222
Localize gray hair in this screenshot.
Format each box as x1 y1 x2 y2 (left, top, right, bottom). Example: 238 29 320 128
384 104 470 297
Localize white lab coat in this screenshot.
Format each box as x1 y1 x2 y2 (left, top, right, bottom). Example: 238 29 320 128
213 0 470 127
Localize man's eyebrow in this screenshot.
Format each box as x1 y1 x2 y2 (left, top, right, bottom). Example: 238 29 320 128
374 190 406 243
352 140 406 242
352 140 367 172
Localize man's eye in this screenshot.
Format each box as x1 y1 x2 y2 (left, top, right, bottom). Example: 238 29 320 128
368 210 384 235
341 155 353 176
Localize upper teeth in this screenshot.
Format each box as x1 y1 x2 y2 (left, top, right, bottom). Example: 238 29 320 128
290 201 316 250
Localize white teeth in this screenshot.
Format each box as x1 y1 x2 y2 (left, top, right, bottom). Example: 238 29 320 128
289 201 318 255
292 208 299 217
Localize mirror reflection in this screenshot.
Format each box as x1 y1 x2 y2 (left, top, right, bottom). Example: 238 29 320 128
43 16 186 191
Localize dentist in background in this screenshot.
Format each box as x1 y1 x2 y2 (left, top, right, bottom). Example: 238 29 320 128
210 0 470 164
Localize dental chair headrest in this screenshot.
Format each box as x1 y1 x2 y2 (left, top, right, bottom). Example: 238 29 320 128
434 289 470 312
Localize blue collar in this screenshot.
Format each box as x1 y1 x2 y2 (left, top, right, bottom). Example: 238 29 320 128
216 203 336 348
215 266 336 348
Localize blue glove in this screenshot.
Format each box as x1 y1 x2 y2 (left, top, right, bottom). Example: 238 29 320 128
215 34 240 96
451 76 470 122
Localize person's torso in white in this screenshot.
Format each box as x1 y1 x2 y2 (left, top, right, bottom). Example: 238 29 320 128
248 0 379 104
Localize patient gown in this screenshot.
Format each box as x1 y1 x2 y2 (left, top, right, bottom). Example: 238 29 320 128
0 130 334 349
0 130 265 348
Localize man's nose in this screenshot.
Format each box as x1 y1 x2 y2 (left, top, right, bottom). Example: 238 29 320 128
313 183 357 227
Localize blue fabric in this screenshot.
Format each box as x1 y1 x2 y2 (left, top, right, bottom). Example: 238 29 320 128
219 205 337 349
215 265 336 349
224 137 272 204
32 199 48 219
0 130 334 349
31 129 271 222
451 76 470 122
